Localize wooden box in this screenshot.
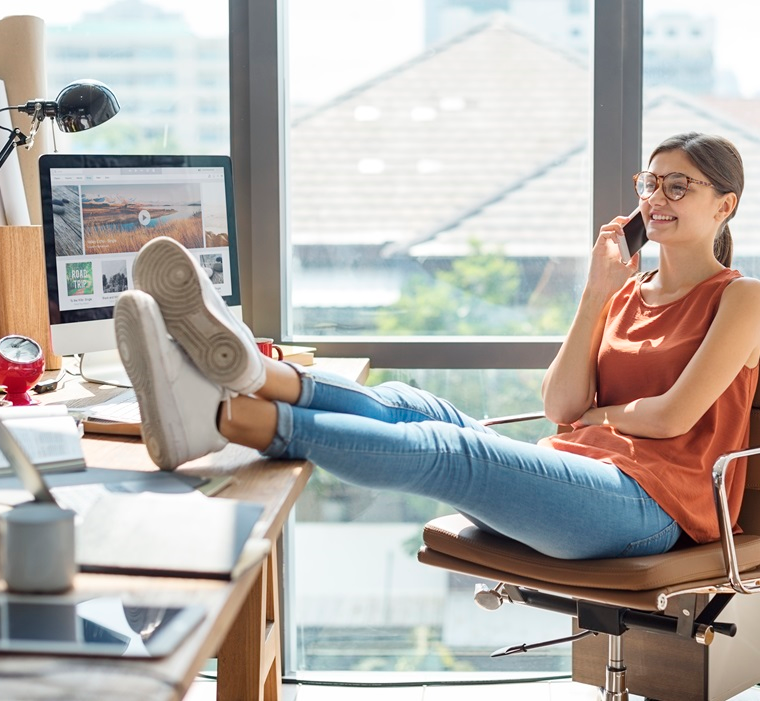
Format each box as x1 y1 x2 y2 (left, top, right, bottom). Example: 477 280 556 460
0 225 61 370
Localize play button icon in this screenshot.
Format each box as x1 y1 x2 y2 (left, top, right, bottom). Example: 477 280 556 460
138 210 151 226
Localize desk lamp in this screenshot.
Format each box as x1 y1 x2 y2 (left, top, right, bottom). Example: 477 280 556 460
0 79 120 170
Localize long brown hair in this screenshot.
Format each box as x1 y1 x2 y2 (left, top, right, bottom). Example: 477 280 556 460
648 132 743 267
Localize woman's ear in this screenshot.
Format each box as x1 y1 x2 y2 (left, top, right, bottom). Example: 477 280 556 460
717 192 738 221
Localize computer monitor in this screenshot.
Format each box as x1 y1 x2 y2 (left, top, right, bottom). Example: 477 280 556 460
39 154 242 387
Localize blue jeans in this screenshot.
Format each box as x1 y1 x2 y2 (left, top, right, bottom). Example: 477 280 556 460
263 369 682 559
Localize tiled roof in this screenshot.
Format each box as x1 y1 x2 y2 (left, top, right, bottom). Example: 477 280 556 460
291 16 760 261
407 90 760 258
290 15 588 247
702 97 760 134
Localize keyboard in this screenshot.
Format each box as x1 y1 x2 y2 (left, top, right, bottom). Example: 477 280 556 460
82 389 142 424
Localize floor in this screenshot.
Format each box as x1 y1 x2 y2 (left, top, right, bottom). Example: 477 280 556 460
185 677 760 700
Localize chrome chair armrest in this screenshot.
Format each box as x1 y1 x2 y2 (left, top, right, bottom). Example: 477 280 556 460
713 445 760 594
480 411 546 427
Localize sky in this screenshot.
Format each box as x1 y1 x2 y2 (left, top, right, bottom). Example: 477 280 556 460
7 2 227 37
11 0 760 99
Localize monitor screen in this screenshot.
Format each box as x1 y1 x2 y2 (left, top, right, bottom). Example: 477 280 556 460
39 154 241 385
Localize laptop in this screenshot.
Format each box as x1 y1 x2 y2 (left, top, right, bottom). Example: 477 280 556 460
0 420 266 580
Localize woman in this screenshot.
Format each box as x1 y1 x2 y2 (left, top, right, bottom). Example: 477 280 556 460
114 132 760 560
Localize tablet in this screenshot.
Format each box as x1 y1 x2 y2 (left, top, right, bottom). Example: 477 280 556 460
0 595 205 658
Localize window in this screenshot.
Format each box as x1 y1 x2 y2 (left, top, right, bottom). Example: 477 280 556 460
283 0 593 677
287 0 591 342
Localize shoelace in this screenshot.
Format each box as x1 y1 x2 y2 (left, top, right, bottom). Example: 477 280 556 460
222 388 237 421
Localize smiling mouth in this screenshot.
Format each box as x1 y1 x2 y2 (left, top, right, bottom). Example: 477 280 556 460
650 214 676 222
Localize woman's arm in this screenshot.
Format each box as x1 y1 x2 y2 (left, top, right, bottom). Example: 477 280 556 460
542 218 639 425
577 277 760 438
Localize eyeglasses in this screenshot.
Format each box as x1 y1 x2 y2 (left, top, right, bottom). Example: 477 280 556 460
633 171 714 201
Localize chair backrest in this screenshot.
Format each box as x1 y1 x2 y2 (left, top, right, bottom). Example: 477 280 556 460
737 379 760 534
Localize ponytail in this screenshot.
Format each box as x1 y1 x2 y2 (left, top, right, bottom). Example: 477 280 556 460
714 223 733 268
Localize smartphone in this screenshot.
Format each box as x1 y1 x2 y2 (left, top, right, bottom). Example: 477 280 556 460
618 207 648 264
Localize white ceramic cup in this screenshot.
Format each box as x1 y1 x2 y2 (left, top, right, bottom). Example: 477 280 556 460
1 503 76 593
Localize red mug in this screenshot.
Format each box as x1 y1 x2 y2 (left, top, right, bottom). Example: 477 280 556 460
255 337 283 360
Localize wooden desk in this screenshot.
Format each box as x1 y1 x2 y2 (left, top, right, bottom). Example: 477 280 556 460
0 357 370 701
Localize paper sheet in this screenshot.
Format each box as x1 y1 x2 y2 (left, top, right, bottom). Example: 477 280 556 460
0 15 50 224
0 79 31 226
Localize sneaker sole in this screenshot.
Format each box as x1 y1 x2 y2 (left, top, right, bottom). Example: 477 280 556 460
114 293 183 470
134 238 255 393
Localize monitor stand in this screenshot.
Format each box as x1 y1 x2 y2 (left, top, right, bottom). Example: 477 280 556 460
79 349 132 388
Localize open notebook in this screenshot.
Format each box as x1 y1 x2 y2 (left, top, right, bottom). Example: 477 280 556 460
0 421 267 580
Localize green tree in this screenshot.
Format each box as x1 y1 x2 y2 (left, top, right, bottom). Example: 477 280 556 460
377 240 522 335
377 239 576 336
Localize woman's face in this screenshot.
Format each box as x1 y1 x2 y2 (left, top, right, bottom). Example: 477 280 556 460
641 149 732 251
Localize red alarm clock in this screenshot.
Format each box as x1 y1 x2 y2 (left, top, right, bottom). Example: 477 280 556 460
0 335 45 406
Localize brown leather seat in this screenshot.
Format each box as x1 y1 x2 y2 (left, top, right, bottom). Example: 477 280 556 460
417 392 760 701
420 516 760 610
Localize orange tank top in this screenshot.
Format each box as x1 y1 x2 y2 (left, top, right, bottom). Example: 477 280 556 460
542 268 759 544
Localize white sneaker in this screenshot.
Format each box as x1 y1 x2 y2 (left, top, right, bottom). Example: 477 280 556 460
114 290 228 471
132 236 265 395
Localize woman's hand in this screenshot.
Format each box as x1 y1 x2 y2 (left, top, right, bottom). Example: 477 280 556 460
586 216 641 305
573 405 611 430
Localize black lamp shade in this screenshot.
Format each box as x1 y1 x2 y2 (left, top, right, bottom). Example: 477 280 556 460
55 79 120 133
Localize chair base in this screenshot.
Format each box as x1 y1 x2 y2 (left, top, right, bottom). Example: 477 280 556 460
574 592 760 701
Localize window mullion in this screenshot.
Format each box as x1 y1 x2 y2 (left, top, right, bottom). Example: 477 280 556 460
592 0 643 240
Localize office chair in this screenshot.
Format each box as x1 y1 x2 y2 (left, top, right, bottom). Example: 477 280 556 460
417 386 760 701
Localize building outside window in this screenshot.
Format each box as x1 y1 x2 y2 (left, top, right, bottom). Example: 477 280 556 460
43 0 228 157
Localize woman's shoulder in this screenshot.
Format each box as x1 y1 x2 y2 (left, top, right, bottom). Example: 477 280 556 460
724 271 760 292
720 274 760 313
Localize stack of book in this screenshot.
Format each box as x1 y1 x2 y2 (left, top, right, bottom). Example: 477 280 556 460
279 345 317 366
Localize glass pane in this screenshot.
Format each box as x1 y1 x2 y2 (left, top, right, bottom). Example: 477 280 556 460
642 1 759 276
287 0 592 337
292 368 571 675
36 2 229 155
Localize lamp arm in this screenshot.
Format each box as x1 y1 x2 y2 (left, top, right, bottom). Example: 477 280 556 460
0 104 31 171
0 126 28 172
